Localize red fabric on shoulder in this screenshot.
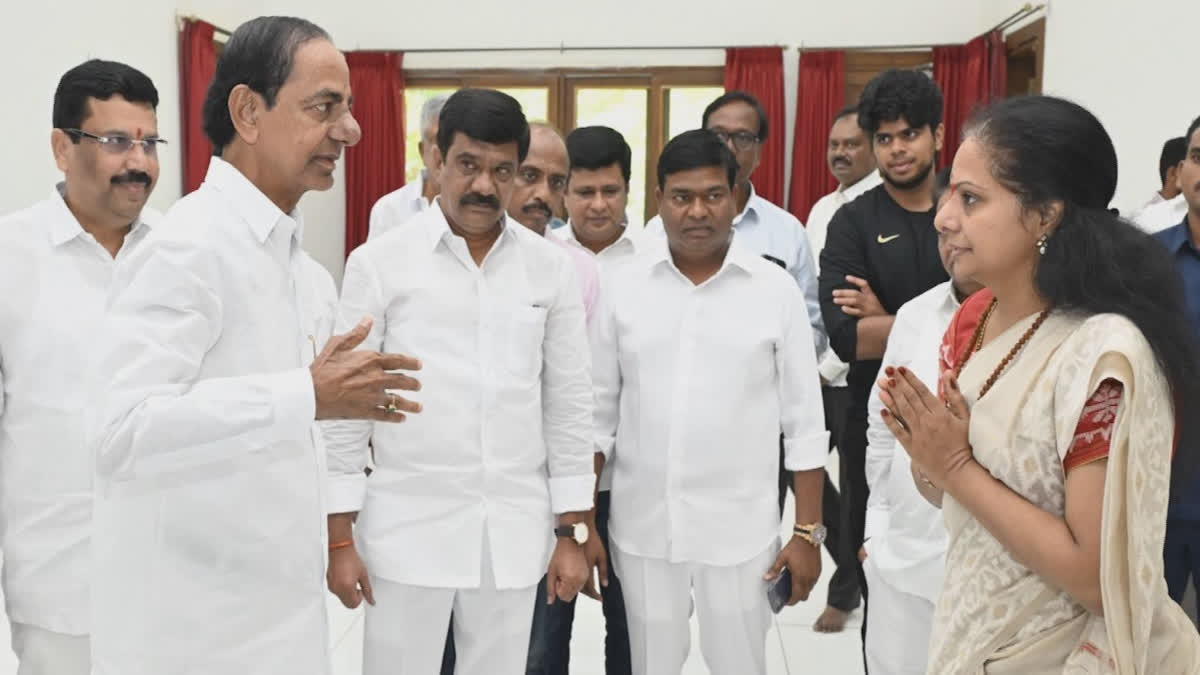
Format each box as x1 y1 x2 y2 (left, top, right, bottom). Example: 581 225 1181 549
938 288 993 398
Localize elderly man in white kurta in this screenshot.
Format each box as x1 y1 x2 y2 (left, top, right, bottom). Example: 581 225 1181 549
88 18 421 675
0 58 161 675
324 88 594 675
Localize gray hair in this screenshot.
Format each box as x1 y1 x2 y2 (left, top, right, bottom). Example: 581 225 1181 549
420 94 451 136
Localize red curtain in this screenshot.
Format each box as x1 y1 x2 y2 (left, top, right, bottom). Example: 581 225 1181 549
724 47 786 207
344 52 405 258
934 30 1007 168
787 50 845 222
178 19 217 195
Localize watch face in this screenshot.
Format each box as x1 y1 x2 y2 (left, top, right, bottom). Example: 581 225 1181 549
574 522 590 545
811 525 828 546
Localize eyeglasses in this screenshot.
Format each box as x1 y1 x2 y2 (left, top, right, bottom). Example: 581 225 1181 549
63 129 168 155
711 130 760 151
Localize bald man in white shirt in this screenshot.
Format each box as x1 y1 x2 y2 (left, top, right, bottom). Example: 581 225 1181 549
0 58 161 675
89 18 421 675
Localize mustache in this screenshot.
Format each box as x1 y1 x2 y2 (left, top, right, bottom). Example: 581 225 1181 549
111 171 152 187
459 192 501 210
522 199 552 217
831 156 851 166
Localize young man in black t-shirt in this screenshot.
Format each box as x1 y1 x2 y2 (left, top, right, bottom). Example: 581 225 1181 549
817 68 950 671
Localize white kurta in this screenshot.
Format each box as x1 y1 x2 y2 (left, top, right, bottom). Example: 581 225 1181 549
88 158 338 675
325 201 595 591
0 187 153 638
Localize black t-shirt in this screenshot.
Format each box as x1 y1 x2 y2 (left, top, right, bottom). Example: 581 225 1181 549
817 184 949 418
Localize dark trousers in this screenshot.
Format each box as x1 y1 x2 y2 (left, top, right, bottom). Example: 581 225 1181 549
440 491 632 675
1165 517 1200 616
841 405 871 672
776 385 861 612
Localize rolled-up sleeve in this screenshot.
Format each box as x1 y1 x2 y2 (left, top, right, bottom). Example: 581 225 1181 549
322 249 389 514
542 253 596 514
90 239 316 483
778 283 830 471
818 208 868 364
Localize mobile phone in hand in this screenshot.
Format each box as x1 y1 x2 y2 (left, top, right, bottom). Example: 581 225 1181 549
767 569 792 614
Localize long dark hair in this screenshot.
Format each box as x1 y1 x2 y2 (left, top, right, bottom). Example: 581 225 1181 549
965 95 1200 498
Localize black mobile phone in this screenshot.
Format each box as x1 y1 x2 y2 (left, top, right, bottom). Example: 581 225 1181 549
767 569 792 614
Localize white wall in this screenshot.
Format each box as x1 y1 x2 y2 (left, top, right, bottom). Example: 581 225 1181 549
3 0 1017 283
1038 0 1200 213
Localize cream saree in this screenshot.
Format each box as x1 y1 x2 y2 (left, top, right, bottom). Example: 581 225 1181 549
928 310 1200 674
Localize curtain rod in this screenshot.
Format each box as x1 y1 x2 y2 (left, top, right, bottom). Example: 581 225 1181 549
801 3 1045 53
178 14 232 37
399 44 778 54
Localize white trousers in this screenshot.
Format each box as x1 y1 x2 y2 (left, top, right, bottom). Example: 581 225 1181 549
612 541 777 675
864 556 936 675
9 623 89 675
363 533 535 675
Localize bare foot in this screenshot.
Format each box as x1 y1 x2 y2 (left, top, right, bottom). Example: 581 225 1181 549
812 605 849 633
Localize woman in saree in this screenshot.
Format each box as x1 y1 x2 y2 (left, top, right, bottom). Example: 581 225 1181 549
878 94 1200 674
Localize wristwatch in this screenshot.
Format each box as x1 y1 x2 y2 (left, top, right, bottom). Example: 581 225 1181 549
554 522 589 545
793 523 827 549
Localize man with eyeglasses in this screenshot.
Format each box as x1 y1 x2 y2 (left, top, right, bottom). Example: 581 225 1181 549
0 58 161 675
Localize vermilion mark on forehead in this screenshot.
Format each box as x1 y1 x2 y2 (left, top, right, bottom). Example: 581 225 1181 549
136 128 143 140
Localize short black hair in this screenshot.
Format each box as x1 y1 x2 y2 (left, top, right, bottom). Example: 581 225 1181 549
53 59 158 136
565 126 632 185
702 90 769 141
857 69 944 137
832 105 859 126
436 88 530 163
202 16 330 156
1186 116 1200 149
656 129 739 189
1160 136 1188 184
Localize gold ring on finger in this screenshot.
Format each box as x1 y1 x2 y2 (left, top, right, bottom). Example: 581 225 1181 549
386 394 398 414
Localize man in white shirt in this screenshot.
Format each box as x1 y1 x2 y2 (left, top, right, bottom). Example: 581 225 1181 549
367 93 449 240
802 105 881 632
0 58 160 675
1129 136 1185 227
325 88 594 675
1135 193 1189 234
89 18 422 675
436 121 602 675
549 124 641 675
593 129 828 675
860 171 982 675
645 92 826 353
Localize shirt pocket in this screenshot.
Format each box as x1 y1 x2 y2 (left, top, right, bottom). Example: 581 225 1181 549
505 305 548 381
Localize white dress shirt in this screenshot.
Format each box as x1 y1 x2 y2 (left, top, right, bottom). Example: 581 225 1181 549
1133 193 1188 234
326 200 595 590
644 186 827 356
88 157 337 675
863 280 958 603
553 221 642 491
804 170 883 388
592 234 829 566
1128 190 1166 226
0 185 155 635
367 170 432 241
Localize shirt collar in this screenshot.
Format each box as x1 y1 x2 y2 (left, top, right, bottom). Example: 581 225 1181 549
48 182 153 247
1159 218 1194 253
734 184 763 228
648 230 757 280
203 156 304 246
840 170 882 201
423 196 516 251
562 219 638 254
